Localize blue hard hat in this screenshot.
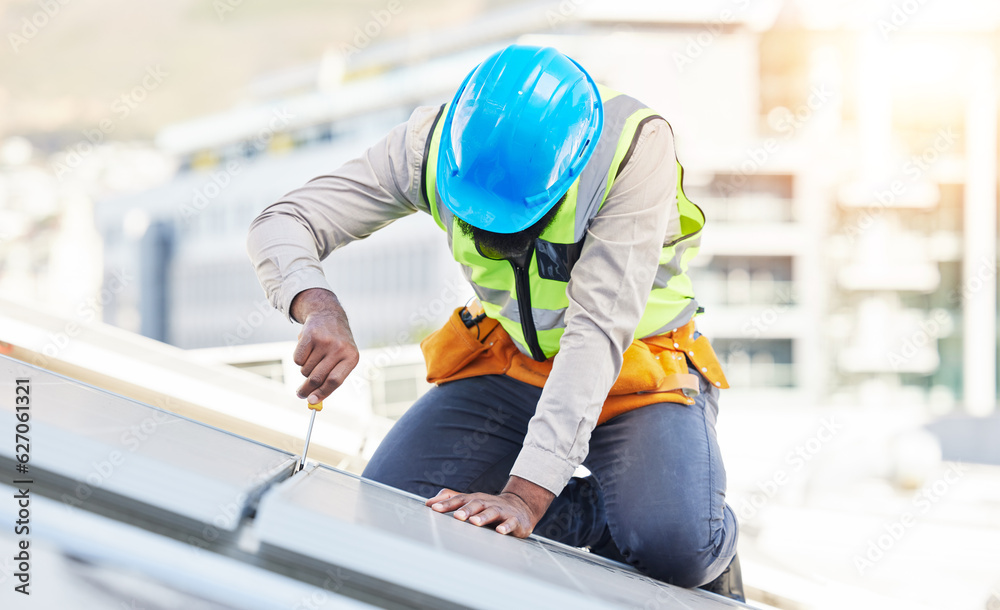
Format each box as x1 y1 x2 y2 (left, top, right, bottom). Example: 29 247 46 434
437 45 604 234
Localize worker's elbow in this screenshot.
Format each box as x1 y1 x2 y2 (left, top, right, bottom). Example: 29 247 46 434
245 213 265 259
248 203 278 236
246 204 285 254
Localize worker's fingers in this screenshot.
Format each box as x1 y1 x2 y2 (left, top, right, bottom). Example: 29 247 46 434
294 312 359 400
428 492 477 513
453 499 486 521
497 517 531 538
297 343 325 380
310 355 359 402
495 516 520 536
425 489 460 507
292 333 314 367
296 346 360 402
468 506 503 526
426 492 535 537
296 357 335 401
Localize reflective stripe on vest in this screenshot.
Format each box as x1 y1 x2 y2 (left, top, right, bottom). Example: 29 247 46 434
422 86 706 359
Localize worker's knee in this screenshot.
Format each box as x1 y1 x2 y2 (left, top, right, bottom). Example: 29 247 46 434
646 552 717 588
617 521 731 588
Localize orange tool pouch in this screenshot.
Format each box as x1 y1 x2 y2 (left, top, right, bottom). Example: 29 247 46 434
420 305 730 426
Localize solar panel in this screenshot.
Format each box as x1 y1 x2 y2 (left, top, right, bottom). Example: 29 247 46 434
0 354 747 608
0 355 295 539
253 465 747 609
0 482 376 609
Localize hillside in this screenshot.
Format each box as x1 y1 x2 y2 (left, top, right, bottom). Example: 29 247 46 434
0 0 514 149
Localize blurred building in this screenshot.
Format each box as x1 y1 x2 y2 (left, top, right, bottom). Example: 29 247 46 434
0 137 172 323
94 62 475 349
92 0 998 416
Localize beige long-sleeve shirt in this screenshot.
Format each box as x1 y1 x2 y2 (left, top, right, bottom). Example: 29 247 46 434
247 105 678 496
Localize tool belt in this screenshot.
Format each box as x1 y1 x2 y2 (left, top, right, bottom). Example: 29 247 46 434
420 303 729 426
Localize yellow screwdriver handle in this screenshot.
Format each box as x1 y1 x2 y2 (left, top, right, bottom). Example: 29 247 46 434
308 400 323 412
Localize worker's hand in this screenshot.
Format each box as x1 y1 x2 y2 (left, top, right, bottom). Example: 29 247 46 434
425 476 555 538
291 288 359 404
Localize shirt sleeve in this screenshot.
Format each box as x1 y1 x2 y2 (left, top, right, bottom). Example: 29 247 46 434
246 105 441 322
509 119 678 495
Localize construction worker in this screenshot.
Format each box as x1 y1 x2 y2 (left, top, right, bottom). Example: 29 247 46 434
248 44 742 599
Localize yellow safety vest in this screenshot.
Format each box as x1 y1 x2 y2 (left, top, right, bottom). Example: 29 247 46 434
422 86 706 361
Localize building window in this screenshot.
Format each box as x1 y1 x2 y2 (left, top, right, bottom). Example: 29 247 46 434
695 256 795 307
712 338 794 388
687 173 795 223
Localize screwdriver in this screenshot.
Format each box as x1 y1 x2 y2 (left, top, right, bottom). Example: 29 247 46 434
295 400 322 474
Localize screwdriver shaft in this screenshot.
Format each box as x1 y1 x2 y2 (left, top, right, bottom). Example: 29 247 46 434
297 408 318 473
